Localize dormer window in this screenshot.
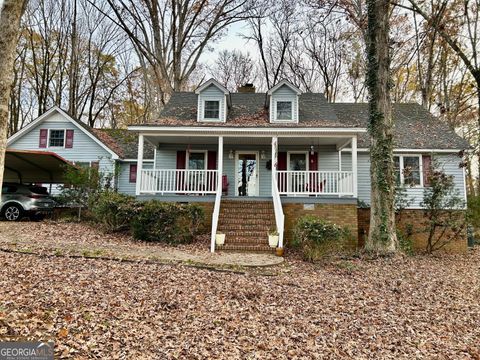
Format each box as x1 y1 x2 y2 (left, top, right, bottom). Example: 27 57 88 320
276 101 293 121
267 80 302 123
204 100 220 120
195 78 230 122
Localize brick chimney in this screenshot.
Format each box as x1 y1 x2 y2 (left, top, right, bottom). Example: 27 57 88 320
237 83 255 93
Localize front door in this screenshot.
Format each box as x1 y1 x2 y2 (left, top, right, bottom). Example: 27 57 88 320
236 152 259 196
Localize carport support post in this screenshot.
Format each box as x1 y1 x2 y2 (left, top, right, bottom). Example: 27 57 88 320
135 134 144 196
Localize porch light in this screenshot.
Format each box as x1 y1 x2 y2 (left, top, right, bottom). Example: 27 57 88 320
310 145 315 155
260 150 266 160
229 150 234 159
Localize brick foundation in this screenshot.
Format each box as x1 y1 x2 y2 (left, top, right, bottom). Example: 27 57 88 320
283 203 358 248
358 208 467 253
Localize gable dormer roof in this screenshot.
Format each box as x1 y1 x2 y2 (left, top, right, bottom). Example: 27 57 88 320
195 78 230 95
267 79 302 95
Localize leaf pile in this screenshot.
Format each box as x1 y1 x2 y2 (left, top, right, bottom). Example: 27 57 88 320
0 224 479 358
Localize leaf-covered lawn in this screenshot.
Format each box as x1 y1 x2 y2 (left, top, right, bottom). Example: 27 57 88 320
0 226 479 358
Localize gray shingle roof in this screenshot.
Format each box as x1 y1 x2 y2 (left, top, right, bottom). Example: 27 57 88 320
148 92 356 127
331 103 469 149
98 129 155 159
140 92 468 150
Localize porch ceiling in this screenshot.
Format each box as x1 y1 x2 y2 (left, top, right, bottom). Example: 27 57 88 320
145 135 353 148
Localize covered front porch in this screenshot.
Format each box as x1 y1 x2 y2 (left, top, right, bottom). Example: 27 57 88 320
133 128 362 252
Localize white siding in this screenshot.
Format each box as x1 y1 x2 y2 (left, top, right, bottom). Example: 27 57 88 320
357 152 466 208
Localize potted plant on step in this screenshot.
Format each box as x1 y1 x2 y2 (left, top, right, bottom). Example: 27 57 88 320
268 228 279 248
215 231 225 246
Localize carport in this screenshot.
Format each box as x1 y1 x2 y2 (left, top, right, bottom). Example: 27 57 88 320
4 149 72 185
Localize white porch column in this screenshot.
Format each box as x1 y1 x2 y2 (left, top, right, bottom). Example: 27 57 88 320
217 136 224 191
338 150 342 171
271 136 278 190
135 134 144 196
351 136 358 198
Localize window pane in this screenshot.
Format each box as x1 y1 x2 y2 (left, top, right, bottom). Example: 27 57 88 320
204 101 220 119
49 130 65 147
289 153 307 171
393 156 401 186
276 101 292 120
403 156 420 185
189 152 205 169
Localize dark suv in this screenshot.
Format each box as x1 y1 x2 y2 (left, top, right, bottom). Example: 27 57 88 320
1 183 56 221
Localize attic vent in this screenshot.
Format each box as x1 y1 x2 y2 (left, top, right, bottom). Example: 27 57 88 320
237 83 255 93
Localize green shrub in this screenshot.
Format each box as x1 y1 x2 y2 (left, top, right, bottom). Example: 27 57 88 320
91 191 140 232
293 215 351 261
131 201 205 244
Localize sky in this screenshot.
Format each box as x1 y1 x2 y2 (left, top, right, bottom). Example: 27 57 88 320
200 20 257 66
0 0 4 13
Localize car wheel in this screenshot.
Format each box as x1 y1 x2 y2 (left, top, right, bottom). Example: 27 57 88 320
2 204 24 221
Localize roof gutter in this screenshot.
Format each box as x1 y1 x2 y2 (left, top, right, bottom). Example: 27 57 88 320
127 126 367 136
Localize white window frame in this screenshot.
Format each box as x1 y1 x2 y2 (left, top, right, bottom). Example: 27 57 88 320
202 99 221 122
394 154 423 188
47 128 66 148
186 150 208 170
287 151 309 172
273 99 294 122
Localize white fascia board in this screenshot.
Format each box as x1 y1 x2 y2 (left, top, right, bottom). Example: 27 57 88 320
128 126 367 136
7 107 59 145
356 148 463 153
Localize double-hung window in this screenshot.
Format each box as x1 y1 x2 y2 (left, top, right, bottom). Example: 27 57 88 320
204 101 220 120
393 155 422 187
276 101 293 121
49 129 65 147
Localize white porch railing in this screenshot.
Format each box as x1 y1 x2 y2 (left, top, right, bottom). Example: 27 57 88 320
277 170 354 196
140 169 218 194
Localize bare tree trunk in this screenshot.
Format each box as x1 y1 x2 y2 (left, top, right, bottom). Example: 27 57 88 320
365 0 398 254
0 0 27 199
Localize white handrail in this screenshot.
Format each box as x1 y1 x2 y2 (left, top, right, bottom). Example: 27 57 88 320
272 176 285 249
277 170 354 196
210 184 222 252
139 169 218 194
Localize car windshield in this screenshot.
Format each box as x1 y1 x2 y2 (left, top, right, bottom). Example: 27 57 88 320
28 186 49 195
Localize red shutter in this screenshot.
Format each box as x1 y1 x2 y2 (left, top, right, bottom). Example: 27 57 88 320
277 152 287 193
176 151 186 169
309 152 319 192
129 164 137 183
65 129 74 148
207 151 217 170
278 152 287 170
39 129 48 148
309 152 318 171
176 151 187 192
422 155 431 187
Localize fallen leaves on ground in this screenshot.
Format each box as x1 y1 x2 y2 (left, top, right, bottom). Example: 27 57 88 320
0 222 479 359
